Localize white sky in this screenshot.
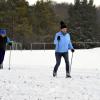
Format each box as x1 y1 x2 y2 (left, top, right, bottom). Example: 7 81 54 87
26 0 100 6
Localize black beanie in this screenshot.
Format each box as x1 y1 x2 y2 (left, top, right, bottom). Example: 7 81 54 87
60 21 67 29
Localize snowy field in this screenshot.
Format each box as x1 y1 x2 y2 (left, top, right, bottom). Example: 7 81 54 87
0 48 100 100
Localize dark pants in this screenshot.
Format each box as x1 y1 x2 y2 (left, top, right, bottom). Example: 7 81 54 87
53 52 70 74
0 48 5 64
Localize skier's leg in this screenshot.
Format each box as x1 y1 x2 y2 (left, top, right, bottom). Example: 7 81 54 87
0 49 5 69
53 52 62 76
63 52 71 77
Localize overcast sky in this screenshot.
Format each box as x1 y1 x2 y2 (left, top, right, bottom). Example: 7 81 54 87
26 0 100 6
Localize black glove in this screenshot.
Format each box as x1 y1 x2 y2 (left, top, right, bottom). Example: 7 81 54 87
8 42 12 46
71 49 75 52
57 36 60 41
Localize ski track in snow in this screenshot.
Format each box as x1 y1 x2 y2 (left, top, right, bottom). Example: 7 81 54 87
0 49 100 100
0 68 100 100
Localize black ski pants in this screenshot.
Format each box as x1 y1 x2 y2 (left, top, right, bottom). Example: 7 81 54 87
53 52 70 74
0 48 5 64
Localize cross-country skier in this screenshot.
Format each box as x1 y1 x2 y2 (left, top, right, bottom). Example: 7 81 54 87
53 21 75 78
0 29 12 69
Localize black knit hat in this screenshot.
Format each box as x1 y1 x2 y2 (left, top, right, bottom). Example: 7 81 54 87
60 21 67 29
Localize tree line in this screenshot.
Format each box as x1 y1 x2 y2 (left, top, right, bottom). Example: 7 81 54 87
0 0 100 49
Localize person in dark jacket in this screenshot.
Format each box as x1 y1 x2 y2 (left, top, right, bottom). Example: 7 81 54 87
53 21 75 78
0 29 12 69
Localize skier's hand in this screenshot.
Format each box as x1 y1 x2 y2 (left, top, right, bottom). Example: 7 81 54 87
57 36 60 41
8 41 14 46
8 42 12 46
71 49 75 53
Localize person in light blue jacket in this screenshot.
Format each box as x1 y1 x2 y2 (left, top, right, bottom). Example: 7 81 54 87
53 21 75 78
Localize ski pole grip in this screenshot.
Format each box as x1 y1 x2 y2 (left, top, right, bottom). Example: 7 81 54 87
57 36 60 41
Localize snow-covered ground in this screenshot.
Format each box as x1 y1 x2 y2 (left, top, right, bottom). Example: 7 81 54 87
0 48 100 100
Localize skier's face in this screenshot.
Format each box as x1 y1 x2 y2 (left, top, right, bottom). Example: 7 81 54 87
61 28 67 34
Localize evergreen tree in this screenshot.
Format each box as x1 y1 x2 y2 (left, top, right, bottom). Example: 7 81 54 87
68 0 97 42
6 0 33 49
89 0 93 6
0 0 100 49
32 0 57 42
0 0 8 28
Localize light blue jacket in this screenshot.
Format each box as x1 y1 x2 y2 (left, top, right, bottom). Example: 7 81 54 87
54 31 73 53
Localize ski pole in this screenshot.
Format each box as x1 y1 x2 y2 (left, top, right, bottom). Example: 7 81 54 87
9 46 12 70
69 52 74 74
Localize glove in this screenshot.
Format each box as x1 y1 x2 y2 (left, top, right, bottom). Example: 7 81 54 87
57 36 60 41
71 49 75 52
8 42 12 46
